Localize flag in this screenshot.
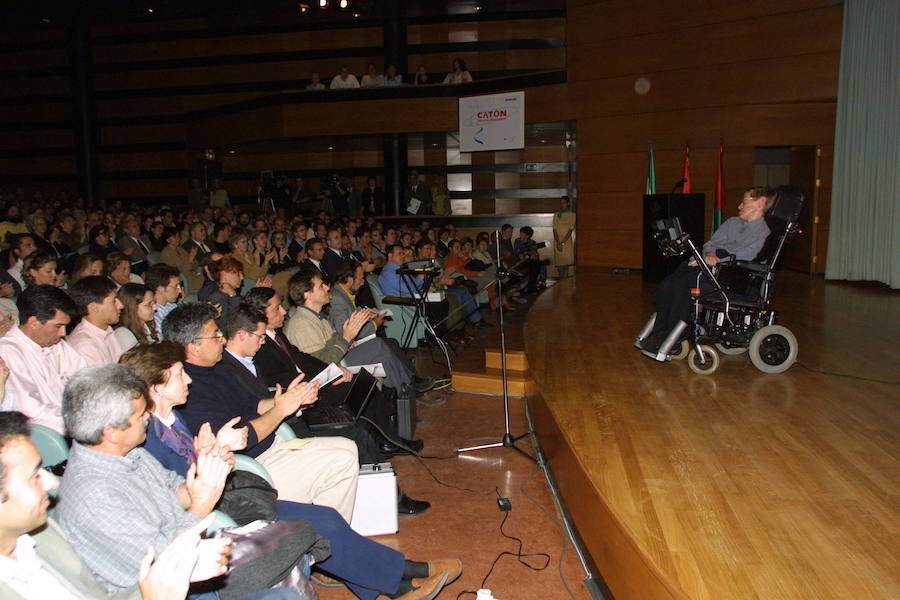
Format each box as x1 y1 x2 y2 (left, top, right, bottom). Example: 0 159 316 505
646 143 656 195
682 144 692 193
713 140 725 232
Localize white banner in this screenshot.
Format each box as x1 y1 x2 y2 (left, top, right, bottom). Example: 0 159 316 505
459 91 525 153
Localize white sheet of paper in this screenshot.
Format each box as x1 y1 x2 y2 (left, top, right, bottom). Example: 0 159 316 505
407 198 421 214
311 363 344 387
355 333 377 345
346 363 387 378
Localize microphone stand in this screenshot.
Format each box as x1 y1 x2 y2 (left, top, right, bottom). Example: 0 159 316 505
455 230 535 463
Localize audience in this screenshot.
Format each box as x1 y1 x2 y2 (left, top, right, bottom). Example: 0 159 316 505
443 58 473 84
331 65 360 89
114 282 159 350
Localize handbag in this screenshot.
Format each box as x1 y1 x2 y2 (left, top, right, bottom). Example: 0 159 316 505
212 519 332 600
216 470 278 526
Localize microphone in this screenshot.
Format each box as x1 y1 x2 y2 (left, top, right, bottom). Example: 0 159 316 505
670 178 687 194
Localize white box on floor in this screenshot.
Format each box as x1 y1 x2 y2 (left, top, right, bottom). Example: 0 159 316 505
350 463 398 536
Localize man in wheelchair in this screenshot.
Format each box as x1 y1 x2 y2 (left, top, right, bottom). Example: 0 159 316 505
636 184 806 374
640 186 775 355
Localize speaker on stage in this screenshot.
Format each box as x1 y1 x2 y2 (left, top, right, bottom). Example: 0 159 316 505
643 193 705 283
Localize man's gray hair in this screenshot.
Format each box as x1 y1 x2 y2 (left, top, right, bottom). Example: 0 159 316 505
161 302 218 346
62 364 148 445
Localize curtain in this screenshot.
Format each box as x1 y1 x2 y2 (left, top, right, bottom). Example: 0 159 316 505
826 0 899 288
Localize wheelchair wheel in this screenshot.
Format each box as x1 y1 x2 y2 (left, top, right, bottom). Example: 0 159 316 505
670 340 690 360
688 345 720 375
748 325 798 373
715 343 748 355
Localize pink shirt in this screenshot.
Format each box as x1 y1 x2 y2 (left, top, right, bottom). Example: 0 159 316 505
0 326 88 433
67 319 125 366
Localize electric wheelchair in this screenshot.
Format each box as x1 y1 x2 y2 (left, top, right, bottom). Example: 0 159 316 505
635 186 806 375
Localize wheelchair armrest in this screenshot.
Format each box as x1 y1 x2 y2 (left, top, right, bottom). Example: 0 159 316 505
382 295 416 306
732 260 770 273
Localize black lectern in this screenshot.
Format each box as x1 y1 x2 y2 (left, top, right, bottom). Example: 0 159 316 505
642 193 705 282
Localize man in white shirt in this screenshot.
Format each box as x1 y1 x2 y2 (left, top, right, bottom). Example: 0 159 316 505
0 286 86 433
330 65 360 89
67 276 125 365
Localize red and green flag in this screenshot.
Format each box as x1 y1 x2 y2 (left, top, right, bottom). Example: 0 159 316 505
713 140 725 232
646 143 656 194
682 144 692 193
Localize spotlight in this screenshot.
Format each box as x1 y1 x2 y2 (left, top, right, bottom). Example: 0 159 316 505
327 146 334 151
297 2 310 12
147 8 154 13
339 0 348 8
352 12 361 18
319 0 328 7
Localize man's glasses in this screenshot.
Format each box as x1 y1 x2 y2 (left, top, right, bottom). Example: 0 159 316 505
194 330 224 341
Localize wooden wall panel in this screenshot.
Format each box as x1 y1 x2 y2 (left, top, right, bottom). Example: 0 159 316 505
0 102 69 123
568 6 840 80
100 124 186 146
408 19 566 44
0 75 69 97
99 151 189 172
1 48 69 69
103 179 187 197
0 156 76 175
568 0 842 267
567 0 833 45
92 27 384 63
0 129 73 149
407 48 565 74
222 150 382 173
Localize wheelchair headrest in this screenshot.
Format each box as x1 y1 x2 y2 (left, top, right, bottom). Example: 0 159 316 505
768 186 806 224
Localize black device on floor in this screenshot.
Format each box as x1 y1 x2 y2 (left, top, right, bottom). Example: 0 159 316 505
303 369 377 430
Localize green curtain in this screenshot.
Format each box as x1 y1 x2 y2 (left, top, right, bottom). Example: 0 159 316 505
826 0 899 288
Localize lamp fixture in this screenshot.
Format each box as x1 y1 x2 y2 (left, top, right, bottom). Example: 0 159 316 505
339 0 348 8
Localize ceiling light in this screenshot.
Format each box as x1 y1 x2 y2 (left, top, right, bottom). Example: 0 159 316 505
339 0 348 8
298 3 310 12
474 4 483 12
352 12 361 17
319 0 328 7
147 7 154 13
41 17 51 23
432 143 438 147
327 146 334 151
540 139 546 144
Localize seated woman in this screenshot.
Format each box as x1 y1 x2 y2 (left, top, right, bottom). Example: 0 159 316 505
230 231 273 283
22 251 59 288
268 230 296 274
87 225 117 260
114 282 159 351
69 252 103 285
197 255 248 322
120 342 460 600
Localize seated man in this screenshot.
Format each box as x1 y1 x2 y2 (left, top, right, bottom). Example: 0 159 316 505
163 302 360 521
67 275 126 365
284 268 417 395
330 260 434 393
145 263 182 336
0 411 235 600
0 285 86 433
512 226 544 294
643 186 774 352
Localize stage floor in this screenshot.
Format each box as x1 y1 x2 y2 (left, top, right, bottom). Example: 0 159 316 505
525 269 899 600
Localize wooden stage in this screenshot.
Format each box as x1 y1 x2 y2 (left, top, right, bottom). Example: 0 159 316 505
524 268 899 600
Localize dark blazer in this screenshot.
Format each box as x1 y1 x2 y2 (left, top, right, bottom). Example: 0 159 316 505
361 186 385 216
253 329 329 390
320 247 348 281
301 258 324 277
287 239 306 262
182 239 212 261
218 349 271 400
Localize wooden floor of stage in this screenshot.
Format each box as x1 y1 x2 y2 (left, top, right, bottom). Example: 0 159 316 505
524 268 899 600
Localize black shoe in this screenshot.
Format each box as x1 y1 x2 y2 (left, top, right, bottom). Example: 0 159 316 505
379 438 424 457
413 375 435 393
640 334 662 353
398 493 431 517
473 321 493 329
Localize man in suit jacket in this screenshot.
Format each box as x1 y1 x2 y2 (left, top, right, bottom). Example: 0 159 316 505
181 222 212 261
321 227 350 282
302 238 327 277
116 219 152 274
402 171 432 215
361 177 385 216
287 221 308 262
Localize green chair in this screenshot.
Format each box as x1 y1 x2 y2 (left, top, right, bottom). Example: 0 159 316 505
276 422 297 441
367 274 424 349
233 454 274 487
208 510 238 534
30 424 69 468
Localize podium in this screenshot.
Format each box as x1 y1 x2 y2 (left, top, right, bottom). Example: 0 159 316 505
642 193 705 282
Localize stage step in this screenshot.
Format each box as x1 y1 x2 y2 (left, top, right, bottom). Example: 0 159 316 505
484 349 529 371
450 369 536 398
